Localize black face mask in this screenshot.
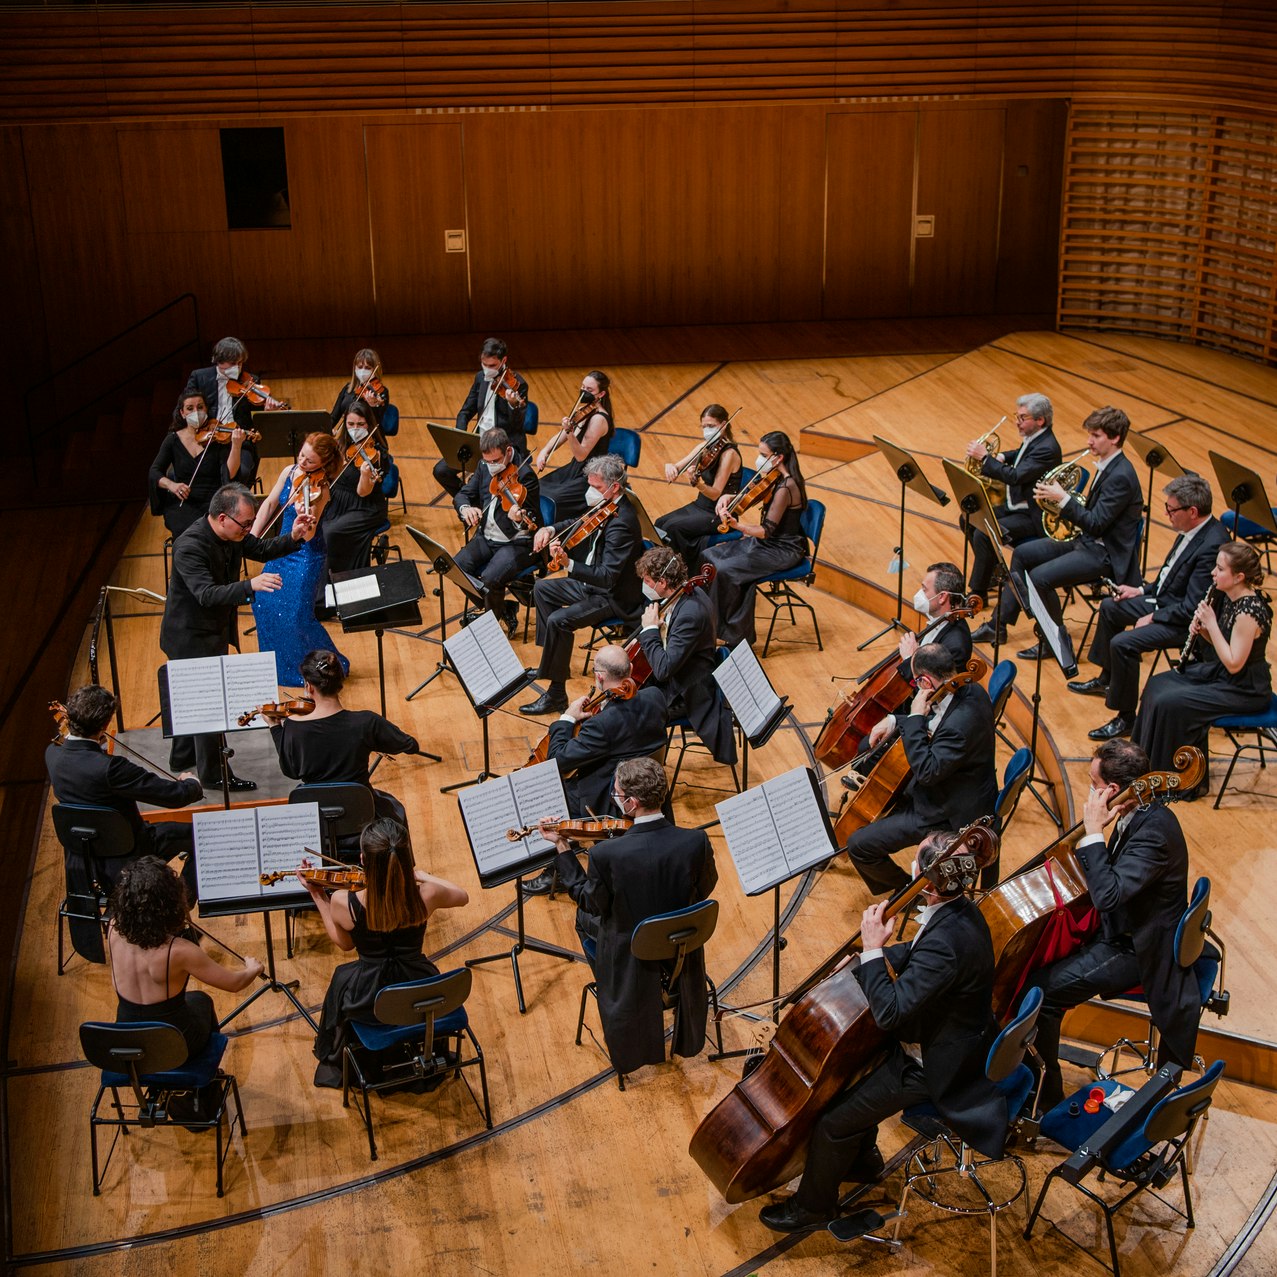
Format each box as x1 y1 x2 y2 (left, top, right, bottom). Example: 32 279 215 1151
579 389 596 404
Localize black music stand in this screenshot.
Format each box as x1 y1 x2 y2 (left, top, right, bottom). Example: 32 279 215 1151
1209 451 1277 544
1021 574 1069 831
250 409 331 460
861 436 951 649
428 422 481 493
1127 431 1187 574
403 525 488 697
90 585 165 732
942 457 1002 608
624 486 665 547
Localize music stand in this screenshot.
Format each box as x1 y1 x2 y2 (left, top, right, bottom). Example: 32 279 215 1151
1127 432 1187 574
428 423 481 491
624 486 665 547
861 436 951 648
1209 451 1277 542
250 409 331 460
713 641 791 792
943 457 1002 604
403 526 488 697
1021 574 1070 831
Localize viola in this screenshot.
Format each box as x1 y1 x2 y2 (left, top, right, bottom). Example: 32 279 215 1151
624 564 716 686
813 594 984 768
344 437 384 480
260 865 366 890
545 496 618 572
488 459 536 528
505 816 633 844
524 677 637 767
194 421 262 446
226 374 290 409
536 390 598 471
237 697 315 727
689 820 1000 1203
716 457 780 532
49 699 185 782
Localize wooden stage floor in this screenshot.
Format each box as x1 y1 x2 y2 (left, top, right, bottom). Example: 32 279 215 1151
8 327 1277 1275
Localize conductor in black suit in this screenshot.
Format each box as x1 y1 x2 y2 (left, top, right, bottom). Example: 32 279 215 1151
1071 473 1229 740
964 393 1062 602
434 337 531 497
160 483 311 789
760 831 1007 1232
844 645 999 895
46 684 205 899
542 757 718 1077
634 545 737 766
1021 739 1202 1109
183 337 277 487
521 454 644 716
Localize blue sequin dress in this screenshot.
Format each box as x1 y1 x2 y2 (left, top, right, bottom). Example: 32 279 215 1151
251 467 350 686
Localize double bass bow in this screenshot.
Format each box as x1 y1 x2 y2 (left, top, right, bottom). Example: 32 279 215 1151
688 820 1000 1203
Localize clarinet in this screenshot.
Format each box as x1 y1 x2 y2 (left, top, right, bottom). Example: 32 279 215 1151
1178 585 1216 668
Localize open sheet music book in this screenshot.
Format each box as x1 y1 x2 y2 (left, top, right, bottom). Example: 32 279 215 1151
444 609 530 708
716 766 838 896
714 641 787 742
192 802 322 915
458 759 570 889
162 651 280 736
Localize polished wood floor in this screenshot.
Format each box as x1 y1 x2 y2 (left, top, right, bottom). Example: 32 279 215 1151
9 328 1277 1274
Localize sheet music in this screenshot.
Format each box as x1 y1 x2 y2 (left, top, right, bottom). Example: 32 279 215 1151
193 802 322 903
458 760 567 880
222 651 281 730
167 652 279 735
714 641 783 740
716 767 836 896
333 575 382 605
444 609 527 706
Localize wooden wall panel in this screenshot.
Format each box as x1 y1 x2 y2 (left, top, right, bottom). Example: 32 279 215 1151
0 129 47 382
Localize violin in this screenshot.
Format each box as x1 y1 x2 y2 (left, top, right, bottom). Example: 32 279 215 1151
488 459 536 528
668 407 744 485
344 437 384 480
237 697 315 727
353 375 386 409
493 363 525 407
717 456 780 532
624 564 716 686
226 374 290 410
194 421 261 446
536 391 598 472
49 700 185 782
545 497 619 572
260 865 366 890
288 465 327 516
813 594 984 768
505 816 633 844
524 677 637 767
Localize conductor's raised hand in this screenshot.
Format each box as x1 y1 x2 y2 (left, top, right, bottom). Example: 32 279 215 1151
291 513 316 540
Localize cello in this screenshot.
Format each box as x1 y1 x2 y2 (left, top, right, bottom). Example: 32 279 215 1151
813 594 983 768
688 820 1000 1203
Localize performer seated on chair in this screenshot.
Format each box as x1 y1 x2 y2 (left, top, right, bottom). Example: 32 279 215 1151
654 404 743 569
263 649 421 826
758 831 1007 1233
1072 473 1229 742
108 856 263 1063
844 646 999 894
963 393 1061 603
435 337 530 498
539 757 717 1077
452 426 541 637
974 405 1143 676
324 399 391 575
46 684 206 901
1021 739 1201 1110
329 346 390 430
183 336 277 488
534 369 616 521
521 454 643 716
898 561 973 681
300 818 468 1089
634 545 737 767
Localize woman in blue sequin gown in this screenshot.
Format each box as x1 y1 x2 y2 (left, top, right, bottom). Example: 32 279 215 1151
250 432 350 687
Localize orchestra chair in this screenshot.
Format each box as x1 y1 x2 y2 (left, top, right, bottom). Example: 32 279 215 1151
370 462 406 567
701 466 756 555
52 804 136 974
507 494 557 641
666 646 741 793
1220 506 1277 570
79 1022 247 1197
1211 693 1277 808
1097 876 1228 1081
872 986 1042 1275
575 899 723 1091
379 403 399 436
341 968 492 1161
987 658 1018 748
522 399 539 437
994 748 1034 832
611 427 642 469
757 499 826 657
1024 1060 1225 1277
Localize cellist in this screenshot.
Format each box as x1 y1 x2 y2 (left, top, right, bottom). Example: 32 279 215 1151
1020 738 1201 1110
759 831 1008 1234
845 645 999 894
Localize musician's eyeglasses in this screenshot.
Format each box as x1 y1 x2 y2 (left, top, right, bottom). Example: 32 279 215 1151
221 512 253 531
1164 502 1188 514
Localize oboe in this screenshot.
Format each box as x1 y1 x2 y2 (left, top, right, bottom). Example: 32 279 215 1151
1178 585 1216 667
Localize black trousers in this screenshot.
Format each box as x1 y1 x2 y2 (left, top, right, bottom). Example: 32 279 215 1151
844 805 935 895
169 732 227 789
533 577 630 684
1087 596 1183 716
432 457 466 498
453 532 536 614
966 506 1042 600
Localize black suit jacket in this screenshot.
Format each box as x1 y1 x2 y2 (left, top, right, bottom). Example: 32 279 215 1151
636 589 737 765
456 370 531 454
1076 803 1199 1067
900 681 998 829
455 462 541 539
547 686 670 818
1060 450 1144 584
1146 517 1229 629
183 365 261 485
555 816 717 1074
981 427 1063 507
557 496 645 616
900 616 973 683
159 517 300 659
859 896 1006 1158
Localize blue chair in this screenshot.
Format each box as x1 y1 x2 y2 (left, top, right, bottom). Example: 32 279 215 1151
882 987 1043 1270
508 495 557 641
987 658 1017 748
379 402 399 436
1220 506 1277 570
611 427 641 469
702 466 755 553
1026 1060 1225 1277
522 399 539 437
995 747 1034 831
79 1022 247 1196
342 968 492 1160
1212 693 1277 807
369 461 406 567
758 499 826 656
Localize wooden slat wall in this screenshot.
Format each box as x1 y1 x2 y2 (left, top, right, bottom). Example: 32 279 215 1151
2 2 1277 123
1058 106 1277 364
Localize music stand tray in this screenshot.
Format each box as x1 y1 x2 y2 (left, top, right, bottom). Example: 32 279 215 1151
1126 431 1186 479
624 486 665 546
251 409 331 459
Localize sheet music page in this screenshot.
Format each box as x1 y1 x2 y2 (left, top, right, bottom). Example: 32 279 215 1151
167 657 233 736
715 783 786 896
444 622 499 705
222 651 284 732
257 803 323 894
333 575 381 605
192 808 263 902
714 642 782 739
467 608 527 697
458 775 527 878
508 759 570 858
766 767 836 871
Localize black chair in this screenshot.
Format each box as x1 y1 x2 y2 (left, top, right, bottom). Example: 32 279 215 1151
665 646 741 793
287 783 376 862
1025 1060 1225 1277
575 899 723 1090
51 803 137 973
342 968 492 1161
79 1021 247 1197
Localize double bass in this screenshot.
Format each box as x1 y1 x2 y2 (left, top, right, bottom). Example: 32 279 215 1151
688 821 1000 1203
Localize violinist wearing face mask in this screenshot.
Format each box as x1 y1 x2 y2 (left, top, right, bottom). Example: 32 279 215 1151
535 369 616 520
325 400 391 574
452 427 542 637
655 404 744 569
149 392 250 539
434 337 531 498
329 347 390 428
897 562 973 682
182 337 274 486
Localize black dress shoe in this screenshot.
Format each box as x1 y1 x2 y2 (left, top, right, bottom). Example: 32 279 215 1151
520 691 568 716
502 603 521 638
521 869 556 896
1068 676 1109 696
1088 715 1133 741
972 622 1007 644
1017 642 1045 660
758 1197 836 1234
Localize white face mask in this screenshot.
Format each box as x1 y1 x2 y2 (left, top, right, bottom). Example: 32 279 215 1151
913 588 932 617
485 459 507 477
482 364 500 382
222 364 240 380
347 424 369 443
754 453 769 470
184 409 207 429
355 367 372 384
641 581 661 602
702 426 721 441
585 485 608 509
